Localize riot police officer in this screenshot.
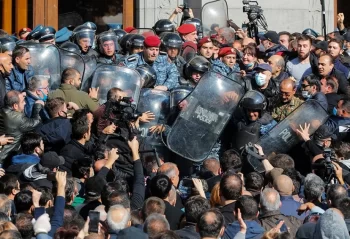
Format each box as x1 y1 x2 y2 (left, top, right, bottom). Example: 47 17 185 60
136 65 157 88
153 19 176 36
232 90 277 150
182 55 211 87
184 18 203 40
111 29 127 42
161 33 186 78
123 35 180 91
97 31 124 64
127 34 145 55
37 27 56 44
212 47 240 76
71 25 99 57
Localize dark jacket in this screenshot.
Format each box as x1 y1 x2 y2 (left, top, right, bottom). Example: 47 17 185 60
224 220 265 239
271 71 289 86
24 90 50 122
60 139 92 175
263 44 288 60
220 202 236 226
0 104 42 163
259 210 302 238
36 117 72 153
325 93 343 114
175 224 200 239
0 73 6 109
334 58 350 78
5 65 34 92
311 92 328 111
328 68 349 95
164 200 184 230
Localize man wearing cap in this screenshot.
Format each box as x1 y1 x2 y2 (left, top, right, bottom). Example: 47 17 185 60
313 41 328 58
198 37 214 60
177 24 198 44
123 35 180 91
18 28 32 40
250 63 279 111
212 47 240 76
37 27 56 44
260 31 288 60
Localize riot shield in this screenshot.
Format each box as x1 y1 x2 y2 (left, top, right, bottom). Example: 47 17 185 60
137 89 170 147
130 28 156 37
167 71 245 162
90 65 142 106
59 48 85 78
258 100 329 155
201 0 229 36
19 42 61 89
80 56 98 92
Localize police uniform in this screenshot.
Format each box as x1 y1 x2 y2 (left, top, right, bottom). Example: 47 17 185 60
211 47 240 77
122 36 180 90
172 55 186 78
272 96 304 122
98 53 124 65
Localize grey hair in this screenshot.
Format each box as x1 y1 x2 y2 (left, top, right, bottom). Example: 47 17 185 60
28 76 48 91
219 27 235 44
260 188 281 212
276 57 285 72
143 213 170 237
304 173 325 201
107 204 131 231
0 194 11 216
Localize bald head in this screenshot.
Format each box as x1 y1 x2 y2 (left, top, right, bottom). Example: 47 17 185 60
0 53 13 76
107 205 131 231
242 38 256 48
279 77 297 103
274 175 294 196
268 55 285 75
203 158 220 176
260 188 281 212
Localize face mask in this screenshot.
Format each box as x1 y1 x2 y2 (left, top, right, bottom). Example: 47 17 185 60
244 62 254 68
38 90 48 102
301 90 311 99
255 73 267 86
332 107 338 116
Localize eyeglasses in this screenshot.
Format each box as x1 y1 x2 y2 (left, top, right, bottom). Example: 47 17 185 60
279 91 293 97
39 86 49 90
301 84 310 89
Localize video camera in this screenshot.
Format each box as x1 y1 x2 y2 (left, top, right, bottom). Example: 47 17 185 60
180 2 192 24
103 97 141 140
312 148 338 184
242 0 263 21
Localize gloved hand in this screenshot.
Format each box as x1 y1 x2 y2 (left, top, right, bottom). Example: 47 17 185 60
33 213 51 235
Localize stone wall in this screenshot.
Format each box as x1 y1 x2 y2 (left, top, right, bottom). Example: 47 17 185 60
135 0 335 35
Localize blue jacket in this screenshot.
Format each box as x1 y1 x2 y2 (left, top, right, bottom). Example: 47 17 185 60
6 65 34 92
11 154 40 165
212 60 240 76
280 195 306 220
123 52 180 90
334 58 350 79
24 90 50 122
224 220 265 239
309 92 328 111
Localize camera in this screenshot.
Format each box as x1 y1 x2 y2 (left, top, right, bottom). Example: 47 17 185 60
312 148 337 184
103 97 140 124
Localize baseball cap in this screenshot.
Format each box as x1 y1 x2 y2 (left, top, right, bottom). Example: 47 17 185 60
85 176 106 197
254 63 272 72
40 152 65 170
259 31 279 44
313 41 328 52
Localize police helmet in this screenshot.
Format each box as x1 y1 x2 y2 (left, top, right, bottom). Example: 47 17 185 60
170 86 192 108
111 29 127 42
161 32 183 51
119 34 135 54
184 56 211 79
71 25 95 47
136 64 157 88
126 34 145 50
59 41 81 55
184 18 203 39
240 90 267 111
0 36 16 53
302 28 318 39
153 19 176 36
37 27 56 42
83 22 97 31
26 25 44 41
97 31 119 54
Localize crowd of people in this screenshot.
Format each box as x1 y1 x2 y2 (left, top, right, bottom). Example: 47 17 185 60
0 4 350 239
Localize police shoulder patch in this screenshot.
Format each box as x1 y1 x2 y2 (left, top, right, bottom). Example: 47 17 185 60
159 51 167 56
127 55 137 62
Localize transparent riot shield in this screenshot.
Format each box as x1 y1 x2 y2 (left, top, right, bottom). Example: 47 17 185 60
80 56 98 92
137 89 170 147
181 43 197 62
258 100 329 155
90 65 142 106
130 28 156 37
201 0 229 36
19 42 61 89
59 48 85 79
167 71 245 162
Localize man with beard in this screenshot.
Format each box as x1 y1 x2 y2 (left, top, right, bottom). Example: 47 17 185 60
0 53 13 108
286 35 313 85
327 38 350 78
272 78 304 122
198 37 214 61
48 68 99 112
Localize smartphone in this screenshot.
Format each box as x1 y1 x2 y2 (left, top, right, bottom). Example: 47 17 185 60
46 172 56 181
88 211 100 233
276 219 288 232
242 23 248 32
182 178 194 188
